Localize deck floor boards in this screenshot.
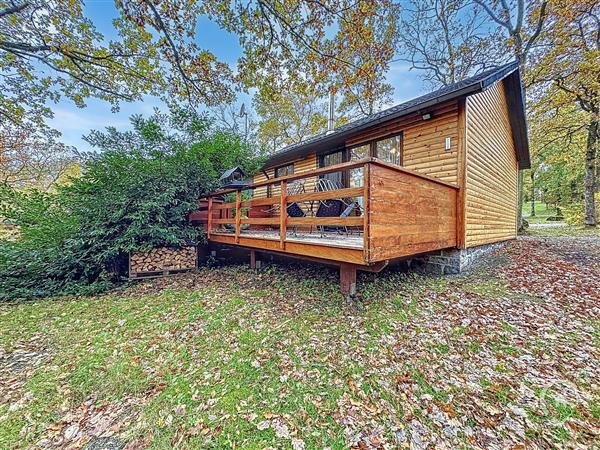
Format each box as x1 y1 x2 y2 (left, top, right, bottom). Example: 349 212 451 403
211 229 363 249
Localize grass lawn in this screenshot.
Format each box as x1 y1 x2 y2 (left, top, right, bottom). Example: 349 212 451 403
1 236 599 449
522 201 563 225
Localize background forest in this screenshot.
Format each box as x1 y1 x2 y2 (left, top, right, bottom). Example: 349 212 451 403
1 0 598 297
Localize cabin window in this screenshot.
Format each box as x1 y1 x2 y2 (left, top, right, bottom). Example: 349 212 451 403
319 150 344 189
349 144 369 188
275 163 294 178
266 163 294 197
375 133 403 166
350 144 370 161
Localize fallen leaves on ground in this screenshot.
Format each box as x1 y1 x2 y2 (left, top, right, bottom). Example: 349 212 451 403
1 236 599 449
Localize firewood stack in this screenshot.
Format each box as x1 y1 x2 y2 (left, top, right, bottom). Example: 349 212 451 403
130 246 197 274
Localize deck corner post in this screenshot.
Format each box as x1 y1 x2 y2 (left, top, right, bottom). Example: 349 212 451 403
207 196 213 238
279 180 287 250
340 263 357 297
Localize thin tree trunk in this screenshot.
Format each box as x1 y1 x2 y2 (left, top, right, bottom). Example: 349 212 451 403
530 171 535 217
584 118 598 227
517 170 525 230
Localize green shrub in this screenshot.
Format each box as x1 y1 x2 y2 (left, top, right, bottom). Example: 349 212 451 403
0 108 262 300
562 193 600 226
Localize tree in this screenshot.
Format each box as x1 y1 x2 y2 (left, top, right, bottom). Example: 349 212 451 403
0 106 261 299
398 0 500 88
254 81 329 151
529 0 599 226
2 0 373 134
0 125 77 190
474 0 549 230
328 0 400 117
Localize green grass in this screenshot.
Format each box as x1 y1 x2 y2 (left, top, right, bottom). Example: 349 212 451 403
0 263 598 448
522 225 600 238
522 201 562 224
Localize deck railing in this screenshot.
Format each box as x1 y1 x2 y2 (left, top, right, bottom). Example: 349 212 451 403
196 157 460 264
198 159 371 250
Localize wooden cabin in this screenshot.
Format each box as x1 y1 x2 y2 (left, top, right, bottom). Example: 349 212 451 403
197 62 530 295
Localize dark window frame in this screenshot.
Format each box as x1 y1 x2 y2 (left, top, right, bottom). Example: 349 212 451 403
318 148 347 188
267 162 295 197
274 162 295 178
373 132 404 166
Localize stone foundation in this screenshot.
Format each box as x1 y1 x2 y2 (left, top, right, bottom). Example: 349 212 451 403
409 242 506 275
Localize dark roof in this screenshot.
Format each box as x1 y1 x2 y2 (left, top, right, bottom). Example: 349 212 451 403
264 61 530 169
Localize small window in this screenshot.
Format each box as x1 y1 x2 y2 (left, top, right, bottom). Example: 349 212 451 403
319 150 344 189
275 163 294 178
375 134 403 166
350 144 370 161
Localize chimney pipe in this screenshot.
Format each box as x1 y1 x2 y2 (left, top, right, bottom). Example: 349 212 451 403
327 90 335 134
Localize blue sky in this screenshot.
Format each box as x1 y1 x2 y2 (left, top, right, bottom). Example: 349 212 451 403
49 2 426 152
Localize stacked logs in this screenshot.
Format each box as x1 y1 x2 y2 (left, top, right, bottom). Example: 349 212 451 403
130 246 197 274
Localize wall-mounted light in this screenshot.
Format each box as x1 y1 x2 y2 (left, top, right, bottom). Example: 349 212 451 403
421 113 432 120
445 137 452 150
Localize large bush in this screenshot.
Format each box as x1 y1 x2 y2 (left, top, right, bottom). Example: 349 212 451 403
0 109 261 300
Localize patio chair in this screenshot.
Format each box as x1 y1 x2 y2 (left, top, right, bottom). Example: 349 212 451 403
314 178 356 235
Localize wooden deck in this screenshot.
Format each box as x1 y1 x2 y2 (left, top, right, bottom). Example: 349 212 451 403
211 229 364 249
196 158 459 270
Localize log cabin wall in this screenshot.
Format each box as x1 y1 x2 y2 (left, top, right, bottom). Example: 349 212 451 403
253 153 318 200
464 81 518 247
367 163 458 262
345 101 460 185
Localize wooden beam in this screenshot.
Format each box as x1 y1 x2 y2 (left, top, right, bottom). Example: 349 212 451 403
240 196 280 208
235 190 241 244
287 187 364 203
279 180 287 250
207 196 213 238
363 163 370 262
287 217 363 227
240 217 280 225
212 159 372 195
456 98 467 249
340 264 357 295
250 250 257 269
209 233 366 264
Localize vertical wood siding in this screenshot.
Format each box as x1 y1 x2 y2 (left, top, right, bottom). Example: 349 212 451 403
464 81 518 247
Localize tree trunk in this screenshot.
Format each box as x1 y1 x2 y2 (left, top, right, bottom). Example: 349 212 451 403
584 118 598 227
530 171 535 217
517 170 525 230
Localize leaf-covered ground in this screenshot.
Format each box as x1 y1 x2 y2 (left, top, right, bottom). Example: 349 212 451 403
1 236 599 449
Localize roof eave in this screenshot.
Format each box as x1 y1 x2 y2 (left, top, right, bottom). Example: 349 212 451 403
263 61 527 169
264 82 485 168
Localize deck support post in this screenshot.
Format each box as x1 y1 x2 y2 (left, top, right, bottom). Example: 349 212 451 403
250 250 260 269
340 263 357 296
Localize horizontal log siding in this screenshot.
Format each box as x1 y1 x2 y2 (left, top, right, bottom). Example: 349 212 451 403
464 81 518 247
253 153 318 199
367 163 458 262
346 101 460 185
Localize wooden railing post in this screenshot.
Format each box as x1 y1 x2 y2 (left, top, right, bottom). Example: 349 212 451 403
235 190 241 244
363 162 370 262
207 196 213 238
280 180 287 249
